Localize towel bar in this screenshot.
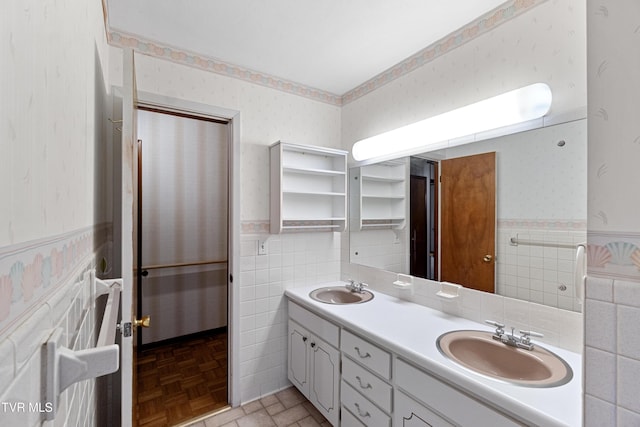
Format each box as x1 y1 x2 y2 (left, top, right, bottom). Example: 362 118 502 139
44 274 122 421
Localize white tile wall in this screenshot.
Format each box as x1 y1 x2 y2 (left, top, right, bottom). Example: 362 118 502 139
497 228 586 312
0 266 101 427
348 228 407 273
584 277 640 424
238 231 341 403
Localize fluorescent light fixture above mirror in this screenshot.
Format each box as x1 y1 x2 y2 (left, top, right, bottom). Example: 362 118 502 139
352 83 552 161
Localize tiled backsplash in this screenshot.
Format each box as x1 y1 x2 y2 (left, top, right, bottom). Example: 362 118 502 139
238 227 341 403
497 224 586 312
342 263 583 354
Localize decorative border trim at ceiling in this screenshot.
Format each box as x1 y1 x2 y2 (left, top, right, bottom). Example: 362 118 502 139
342 0 548 105
108 31 343 106
106 0 546 106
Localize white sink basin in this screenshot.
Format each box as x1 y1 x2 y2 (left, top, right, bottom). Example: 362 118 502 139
437 330 573 387
309 286 374 304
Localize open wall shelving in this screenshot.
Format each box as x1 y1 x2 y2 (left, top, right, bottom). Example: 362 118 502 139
270 142 348 233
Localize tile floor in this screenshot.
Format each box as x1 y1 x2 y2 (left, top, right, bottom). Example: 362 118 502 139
185 387 330 427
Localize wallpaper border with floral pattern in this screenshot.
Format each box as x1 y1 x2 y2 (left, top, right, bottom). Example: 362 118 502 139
106 0 547 106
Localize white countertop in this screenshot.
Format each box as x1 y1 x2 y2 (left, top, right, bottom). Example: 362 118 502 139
285 283 582 427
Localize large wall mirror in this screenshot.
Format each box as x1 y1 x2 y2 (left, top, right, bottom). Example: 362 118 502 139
349 119 587 312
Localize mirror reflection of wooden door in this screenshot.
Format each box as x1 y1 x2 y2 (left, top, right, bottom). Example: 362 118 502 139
440 152 495 293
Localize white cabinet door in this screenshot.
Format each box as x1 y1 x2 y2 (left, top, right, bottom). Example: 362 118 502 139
288 320 310 396
394 391 454 427
309 336 340 426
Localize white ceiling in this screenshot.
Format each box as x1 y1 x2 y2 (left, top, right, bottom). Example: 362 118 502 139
105 0 507 95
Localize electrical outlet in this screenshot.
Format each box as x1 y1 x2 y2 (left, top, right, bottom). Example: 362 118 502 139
258 239 267 255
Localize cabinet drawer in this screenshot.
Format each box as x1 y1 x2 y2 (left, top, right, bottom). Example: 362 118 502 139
341 330 391 379
341 381 390 427
341 406 366 427
394 390 454 427
395 359 521 427
288 301 339 347
342 356 392 412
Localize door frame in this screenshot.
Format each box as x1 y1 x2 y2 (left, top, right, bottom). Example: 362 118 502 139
132 91 242 407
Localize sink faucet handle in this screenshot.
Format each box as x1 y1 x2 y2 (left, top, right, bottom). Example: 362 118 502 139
485 320 505 328
485 320 505 335
519 330 544 339
359 282 369 288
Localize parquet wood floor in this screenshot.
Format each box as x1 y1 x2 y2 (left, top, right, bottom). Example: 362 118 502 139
136 329 228 427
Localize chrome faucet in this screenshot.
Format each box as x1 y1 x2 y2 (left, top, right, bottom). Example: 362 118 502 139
485 320 543 351
346 279 368 293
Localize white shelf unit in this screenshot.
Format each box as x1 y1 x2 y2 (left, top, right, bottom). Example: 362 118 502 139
353 160 408 230
271 142 348 233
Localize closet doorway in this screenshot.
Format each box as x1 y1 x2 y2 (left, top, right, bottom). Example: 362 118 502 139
135 107 230 427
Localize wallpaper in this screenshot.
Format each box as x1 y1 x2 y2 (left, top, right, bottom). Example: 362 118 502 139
584 0 640 424
586 0 640 279
1 0 112 335
106 0 547 107
341 0 587 148
114 51 343 223
2 0 112 424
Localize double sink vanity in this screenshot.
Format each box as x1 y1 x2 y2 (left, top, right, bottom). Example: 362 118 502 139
285 282 582 427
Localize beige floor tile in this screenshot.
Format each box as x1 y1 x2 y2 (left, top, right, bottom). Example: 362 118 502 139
297 415 322 427
266 402 286 416
204 407 245 427
272 404 310 427
301 402 327 424
275 387 307 409
235 409 276 427
200 387 328 427
241 400 263 415
260 394 279 407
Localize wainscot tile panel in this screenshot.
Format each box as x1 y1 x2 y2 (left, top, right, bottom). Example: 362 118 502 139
238 225 341 403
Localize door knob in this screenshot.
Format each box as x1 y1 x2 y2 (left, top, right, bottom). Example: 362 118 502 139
141 270 149 277
133 315 151 328
483 254 493 263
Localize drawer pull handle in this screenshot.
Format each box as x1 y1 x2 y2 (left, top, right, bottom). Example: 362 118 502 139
354 346 371 359
354 403 370 418
302 336 307 342
355 376 372 390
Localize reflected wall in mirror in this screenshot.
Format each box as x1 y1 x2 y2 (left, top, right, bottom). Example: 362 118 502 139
349 119 587 312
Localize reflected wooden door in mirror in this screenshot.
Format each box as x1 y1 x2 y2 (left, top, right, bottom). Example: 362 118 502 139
440 152 496 293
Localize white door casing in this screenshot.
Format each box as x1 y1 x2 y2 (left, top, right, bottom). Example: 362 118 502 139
118 79 242 410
